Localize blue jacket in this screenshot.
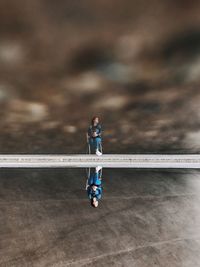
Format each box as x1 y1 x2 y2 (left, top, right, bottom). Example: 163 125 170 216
88 124 102 138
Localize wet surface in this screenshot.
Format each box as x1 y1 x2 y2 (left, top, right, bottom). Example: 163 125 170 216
0 168 200 266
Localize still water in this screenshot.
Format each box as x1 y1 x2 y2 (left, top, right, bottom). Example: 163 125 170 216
0 167 200 266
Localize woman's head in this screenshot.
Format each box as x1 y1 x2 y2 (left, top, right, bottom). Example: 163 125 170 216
91 197 99 208
91 116 99 126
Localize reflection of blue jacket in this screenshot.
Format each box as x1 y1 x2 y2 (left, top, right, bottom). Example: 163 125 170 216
87 186 102 200
87 170 102 200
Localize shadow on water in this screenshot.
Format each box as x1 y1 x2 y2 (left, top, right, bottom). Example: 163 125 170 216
85 167 103 208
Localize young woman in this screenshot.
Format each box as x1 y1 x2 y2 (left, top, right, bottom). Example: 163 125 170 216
87 116 102 156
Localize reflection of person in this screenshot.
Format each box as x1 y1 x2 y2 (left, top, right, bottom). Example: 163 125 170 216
87 166 102 208
87 116 102 156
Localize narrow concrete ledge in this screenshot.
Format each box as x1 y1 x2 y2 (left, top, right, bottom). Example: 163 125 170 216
0 154 200 168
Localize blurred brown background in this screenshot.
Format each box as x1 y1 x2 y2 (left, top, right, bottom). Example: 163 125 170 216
0 0 200 153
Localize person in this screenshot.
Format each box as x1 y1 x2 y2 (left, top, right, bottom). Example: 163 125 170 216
87 166 102 208
87 116 102 156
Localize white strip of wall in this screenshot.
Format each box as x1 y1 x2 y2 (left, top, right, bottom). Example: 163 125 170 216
0 154 200 168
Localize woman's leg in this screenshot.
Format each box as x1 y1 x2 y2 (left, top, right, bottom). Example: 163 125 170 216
89 138 95 151
89 137 102 153
94 137 101 150
88 173 95 185
93 172 101 185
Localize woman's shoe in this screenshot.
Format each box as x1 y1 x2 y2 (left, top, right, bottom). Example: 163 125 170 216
95 166 102 172
96 150 102 156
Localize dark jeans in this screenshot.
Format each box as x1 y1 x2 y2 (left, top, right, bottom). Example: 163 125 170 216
89 137 101 151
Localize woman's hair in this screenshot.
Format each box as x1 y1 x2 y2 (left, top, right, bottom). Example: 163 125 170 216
91 116 99 125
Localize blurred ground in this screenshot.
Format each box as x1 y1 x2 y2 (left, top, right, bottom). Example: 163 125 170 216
0 0 200 153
